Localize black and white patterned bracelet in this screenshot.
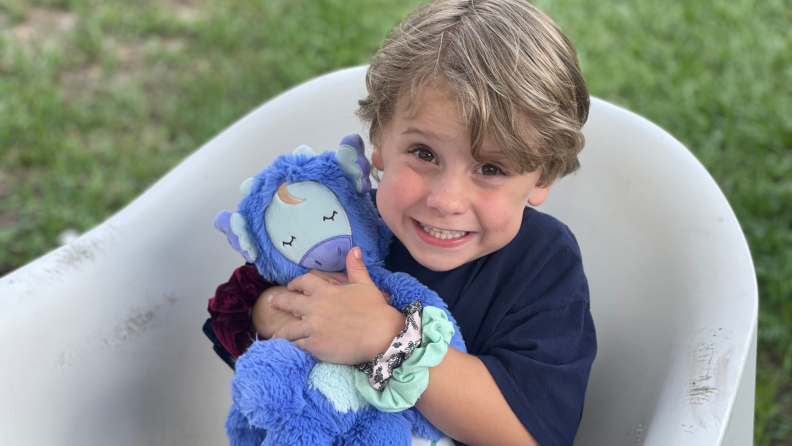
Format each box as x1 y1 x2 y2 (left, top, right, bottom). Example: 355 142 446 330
356 300 423 391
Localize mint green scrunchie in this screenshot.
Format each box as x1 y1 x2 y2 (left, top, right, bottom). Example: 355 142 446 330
354 306 455 412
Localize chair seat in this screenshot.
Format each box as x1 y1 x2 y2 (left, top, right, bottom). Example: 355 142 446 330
0 66 756 446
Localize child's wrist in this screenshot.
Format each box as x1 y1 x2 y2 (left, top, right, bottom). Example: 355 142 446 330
355 304 455 411
362 305 406 362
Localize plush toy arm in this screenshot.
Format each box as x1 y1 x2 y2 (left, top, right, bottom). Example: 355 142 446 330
226 403 267 446
343 409 413 446
231 338 319 430
376 217 394 261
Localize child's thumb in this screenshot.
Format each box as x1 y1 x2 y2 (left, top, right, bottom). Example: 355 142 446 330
346 247 373 285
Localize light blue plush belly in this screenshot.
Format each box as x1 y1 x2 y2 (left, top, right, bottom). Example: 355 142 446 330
307 362 370 413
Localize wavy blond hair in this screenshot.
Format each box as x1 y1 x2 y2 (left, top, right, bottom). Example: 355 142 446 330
357 0 589 187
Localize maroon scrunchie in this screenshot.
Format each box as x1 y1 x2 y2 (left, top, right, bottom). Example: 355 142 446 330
208 264 274 357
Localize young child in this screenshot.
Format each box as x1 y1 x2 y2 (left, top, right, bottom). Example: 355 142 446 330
205 1 596 445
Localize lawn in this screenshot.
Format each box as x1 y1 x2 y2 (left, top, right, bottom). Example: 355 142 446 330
1 0 790 443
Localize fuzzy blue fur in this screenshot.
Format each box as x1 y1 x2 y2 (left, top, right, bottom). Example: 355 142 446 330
221 135 466 446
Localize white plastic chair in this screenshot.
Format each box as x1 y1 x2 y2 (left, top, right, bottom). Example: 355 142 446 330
0 66 757 445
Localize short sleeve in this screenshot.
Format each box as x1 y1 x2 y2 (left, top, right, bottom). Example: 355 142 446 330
479 302 596 446
476 223 596 446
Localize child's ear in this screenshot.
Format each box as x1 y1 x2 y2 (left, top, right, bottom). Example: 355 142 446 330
372 146 384 171
527 183 552 206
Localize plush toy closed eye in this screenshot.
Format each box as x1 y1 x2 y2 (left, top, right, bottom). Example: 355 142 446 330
214 134 466 446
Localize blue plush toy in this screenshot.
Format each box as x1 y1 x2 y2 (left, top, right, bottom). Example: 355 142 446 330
213 134 466 446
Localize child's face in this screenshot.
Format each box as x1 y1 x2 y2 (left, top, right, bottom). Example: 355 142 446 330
372 86 551 271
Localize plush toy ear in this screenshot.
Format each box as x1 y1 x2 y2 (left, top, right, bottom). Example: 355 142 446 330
293 145 316 158
214 210 259 263
335 134 371 195
239 178 254 197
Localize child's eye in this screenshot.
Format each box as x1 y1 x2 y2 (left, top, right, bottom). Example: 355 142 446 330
476 164 505 176
410 147 437 164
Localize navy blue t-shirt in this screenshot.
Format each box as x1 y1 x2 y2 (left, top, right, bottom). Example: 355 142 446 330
379 195 597 446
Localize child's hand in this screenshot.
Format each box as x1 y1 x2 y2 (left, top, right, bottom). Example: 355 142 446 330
268 247 405 365
251 285 301 339
303 270 391 305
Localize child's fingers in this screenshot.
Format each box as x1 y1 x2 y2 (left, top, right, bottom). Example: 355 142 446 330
272 320 310 342
287 273 331 295
346 247 373 285
268 291 310 318
325 271 350 284
293 338 310 353
305 270 344 285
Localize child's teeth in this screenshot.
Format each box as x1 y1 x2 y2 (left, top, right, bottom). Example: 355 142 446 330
418 222 468 239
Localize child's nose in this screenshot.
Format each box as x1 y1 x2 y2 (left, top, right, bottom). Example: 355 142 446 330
426 175 469 215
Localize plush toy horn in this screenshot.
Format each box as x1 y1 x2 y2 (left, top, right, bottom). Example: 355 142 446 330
335 134 371 194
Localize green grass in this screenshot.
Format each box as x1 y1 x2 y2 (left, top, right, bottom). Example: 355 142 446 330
1 0 790 443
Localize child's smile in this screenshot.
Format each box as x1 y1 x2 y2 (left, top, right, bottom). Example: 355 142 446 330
372 85 551 271
415 218 474 246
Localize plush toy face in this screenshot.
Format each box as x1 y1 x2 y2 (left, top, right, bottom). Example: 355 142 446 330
214 134 387 284
265 181 352 272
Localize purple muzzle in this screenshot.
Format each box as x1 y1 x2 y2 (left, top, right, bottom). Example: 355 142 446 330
299 235 353 271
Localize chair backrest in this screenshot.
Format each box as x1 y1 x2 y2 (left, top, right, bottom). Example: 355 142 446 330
542 93 757 446
0 66 756 446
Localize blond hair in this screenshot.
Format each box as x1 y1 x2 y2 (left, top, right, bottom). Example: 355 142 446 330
357 0 589 187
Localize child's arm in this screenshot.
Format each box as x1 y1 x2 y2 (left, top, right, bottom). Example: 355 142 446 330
415 348 539 446
268 251 540 445
205 265 323 358
207 264 272 358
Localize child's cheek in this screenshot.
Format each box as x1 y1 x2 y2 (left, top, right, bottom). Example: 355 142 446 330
381 166 425 207
376 166 417 228
476 191 524 246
